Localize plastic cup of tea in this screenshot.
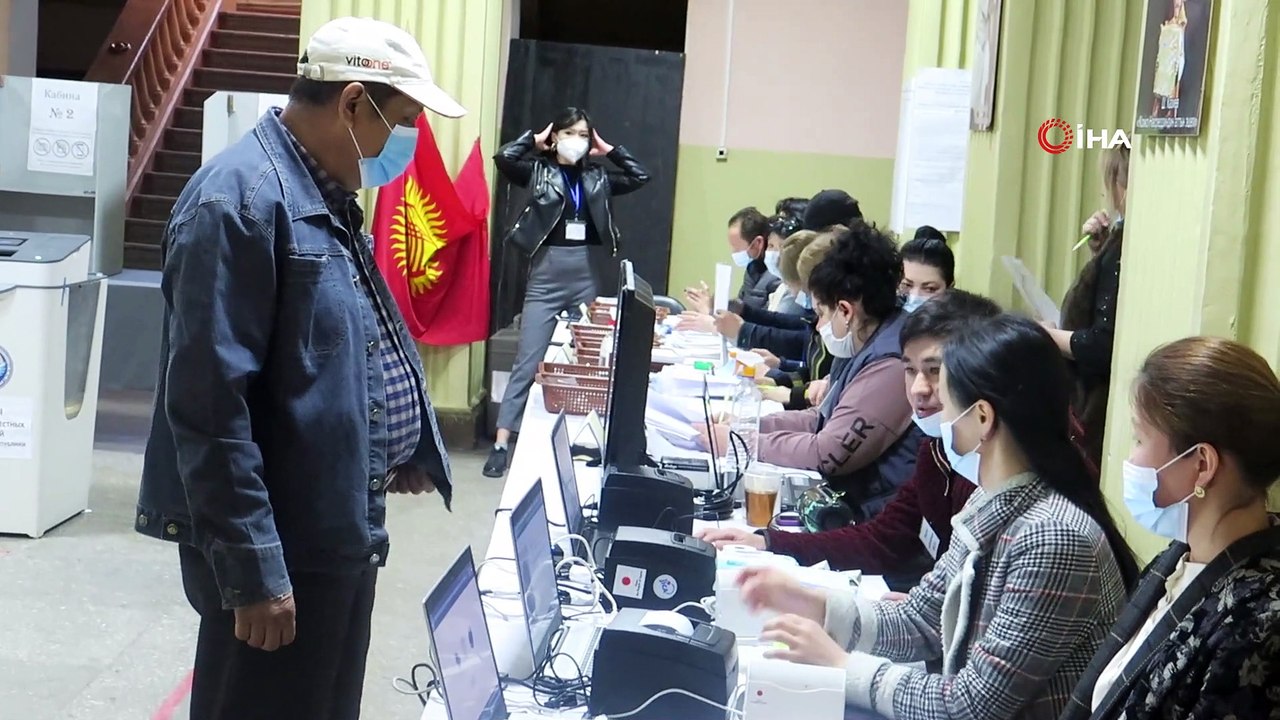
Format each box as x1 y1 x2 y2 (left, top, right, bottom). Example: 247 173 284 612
743 470 782 528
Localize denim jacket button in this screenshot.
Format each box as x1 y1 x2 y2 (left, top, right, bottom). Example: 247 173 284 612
368 476 383 491
165 523 179 536
369 553 381 564
370 405 380 418
137 514 148 527
366 340 376 355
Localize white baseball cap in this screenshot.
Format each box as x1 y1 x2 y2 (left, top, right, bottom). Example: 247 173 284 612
298 16 467 118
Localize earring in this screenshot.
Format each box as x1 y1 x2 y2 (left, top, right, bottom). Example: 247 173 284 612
1193 485 1207 498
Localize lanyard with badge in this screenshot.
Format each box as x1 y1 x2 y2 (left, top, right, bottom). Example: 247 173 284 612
561 168 587 242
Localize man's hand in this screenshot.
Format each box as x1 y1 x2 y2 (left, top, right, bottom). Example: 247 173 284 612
388 464 437 495
234 593 296 651
696 526 766 550
676 312 716 334
714 311 745 342
694 421 731 455
805 378 831 406
684 282 712 315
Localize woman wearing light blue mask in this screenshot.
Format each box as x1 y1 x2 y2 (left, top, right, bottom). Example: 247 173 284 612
487 107 650 477
730 314 1137 720
1062 336 1280 720
898 226 955 314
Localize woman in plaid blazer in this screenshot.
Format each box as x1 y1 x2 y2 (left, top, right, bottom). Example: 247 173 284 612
737 314 1140 720
1061 337 1280 720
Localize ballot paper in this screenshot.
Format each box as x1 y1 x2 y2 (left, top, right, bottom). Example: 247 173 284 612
645 406 703 451
650 365 740 398
1001 256 1061 326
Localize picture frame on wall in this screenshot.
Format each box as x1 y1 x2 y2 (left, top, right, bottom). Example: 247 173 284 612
1134 0 1212 135
970 0 1001 131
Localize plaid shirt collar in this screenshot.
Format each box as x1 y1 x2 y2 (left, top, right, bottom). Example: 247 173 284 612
275 109 362 222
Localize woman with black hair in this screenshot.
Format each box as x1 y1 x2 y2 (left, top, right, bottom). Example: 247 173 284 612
733 314 1137 720
485 107 650 477
900 225 956 313
699 223 922 522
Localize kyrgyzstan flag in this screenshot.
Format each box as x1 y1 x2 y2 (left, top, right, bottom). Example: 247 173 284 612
420 138 491 345
372 116 485 345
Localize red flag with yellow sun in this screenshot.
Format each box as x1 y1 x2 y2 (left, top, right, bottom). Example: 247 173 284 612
373 116 490 346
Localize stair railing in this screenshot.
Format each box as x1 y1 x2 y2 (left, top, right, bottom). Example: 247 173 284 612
86 0 226 201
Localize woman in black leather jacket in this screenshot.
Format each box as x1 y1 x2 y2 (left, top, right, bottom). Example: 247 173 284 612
484 107 650 477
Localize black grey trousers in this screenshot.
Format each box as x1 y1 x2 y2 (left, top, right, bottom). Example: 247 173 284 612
180 544 378 720
496 245 600 432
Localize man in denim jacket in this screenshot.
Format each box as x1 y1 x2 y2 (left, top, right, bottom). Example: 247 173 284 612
135 17 466 719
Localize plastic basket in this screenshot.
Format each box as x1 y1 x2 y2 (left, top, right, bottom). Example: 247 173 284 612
537 372 611 415
538 362 611 379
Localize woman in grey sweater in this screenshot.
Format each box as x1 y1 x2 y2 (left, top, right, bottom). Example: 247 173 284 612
736 314 1139 720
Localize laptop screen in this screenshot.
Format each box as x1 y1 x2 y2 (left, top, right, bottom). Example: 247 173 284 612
424 548 507 720
510 482 564 669
551 412 583 536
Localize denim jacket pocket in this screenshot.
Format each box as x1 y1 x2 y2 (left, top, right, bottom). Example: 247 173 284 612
278 253 349 357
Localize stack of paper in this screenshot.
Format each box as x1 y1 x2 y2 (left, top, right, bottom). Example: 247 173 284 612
650 365 739 398
645 406 703 451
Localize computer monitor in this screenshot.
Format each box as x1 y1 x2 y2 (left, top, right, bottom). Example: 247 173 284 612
551 412 583 537
602 259 656 470
509 482 563 670
424 548 508 720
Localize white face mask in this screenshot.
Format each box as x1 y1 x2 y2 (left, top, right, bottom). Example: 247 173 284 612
763 250 782 277
940 403 981 485
731 249 753 268
819 309 855 358
1122 445 1200 542
556 136 589 163
912 411 944 438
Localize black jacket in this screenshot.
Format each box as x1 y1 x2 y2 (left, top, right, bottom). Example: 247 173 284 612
732 302 812 359
494 130 650 257
738 258 780 310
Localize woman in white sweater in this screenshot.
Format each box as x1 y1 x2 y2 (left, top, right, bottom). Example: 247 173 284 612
736 314 1139 720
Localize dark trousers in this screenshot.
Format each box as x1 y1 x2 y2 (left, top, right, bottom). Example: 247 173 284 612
179 545 379 720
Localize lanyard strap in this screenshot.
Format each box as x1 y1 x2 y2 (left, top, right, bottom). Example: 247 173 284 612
560 169 583 215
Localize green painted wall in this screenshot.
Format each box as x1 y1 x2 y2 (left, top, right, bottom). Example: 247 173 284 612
667 144 895 295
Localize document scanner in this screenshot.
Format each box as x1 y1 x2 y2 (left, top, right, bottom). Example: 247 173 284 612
588 608 737 720
597 464 695 534
603 526 716 611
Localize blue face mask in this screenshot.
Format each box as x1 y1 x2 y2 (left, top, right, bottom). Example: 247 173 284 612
1121 445 1200 542
902 293 929 314
795 292 812 310
940 403 981 486
349 99 418 189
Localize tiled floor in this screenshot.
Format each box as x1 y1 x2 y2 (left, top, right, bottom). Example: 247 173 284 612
0 392 502 720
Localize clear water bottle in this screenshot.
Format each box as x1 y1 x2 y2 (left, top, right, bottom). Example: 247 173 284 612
724 361 762 481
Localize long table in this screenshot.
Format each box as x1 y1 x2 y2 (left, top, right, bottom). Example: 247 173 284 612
418 339 888 719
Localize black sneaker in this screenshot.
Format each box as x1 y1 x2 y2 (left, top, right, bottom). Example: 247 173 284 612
483 446 509 478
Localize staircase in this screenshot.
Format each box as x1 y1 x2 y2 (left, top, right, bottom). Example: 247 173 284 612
124 3 301 270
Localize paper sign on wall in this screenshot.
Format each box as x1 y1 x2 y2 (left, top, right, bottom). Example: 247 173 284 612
27 78 98 177
0 397 36 459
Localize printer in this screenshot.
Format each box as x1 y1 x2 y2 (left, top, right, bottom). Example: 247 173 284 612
598 464 695 534
604 526 716 610
589 608 737 720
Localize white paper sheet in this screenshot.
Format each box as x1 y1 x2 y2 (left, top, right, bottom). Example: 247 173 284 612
890 68 971 232
713 263 733 312
1000 256 1061 325
0 397 36 459
27 78 98 176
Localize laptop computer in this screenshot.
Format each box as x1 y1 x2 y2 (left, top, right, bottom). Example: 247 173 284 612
552 412 612 560
510 481 606 678
423 547 540 720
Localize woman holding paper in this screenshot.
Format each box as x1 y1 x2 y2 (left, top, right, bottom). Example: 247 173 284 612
485 107 650 478
1040 146 1128 472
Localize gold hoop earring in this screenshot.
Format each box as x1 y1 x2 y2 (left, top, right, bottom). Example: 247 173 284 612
1193 485 1207 499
